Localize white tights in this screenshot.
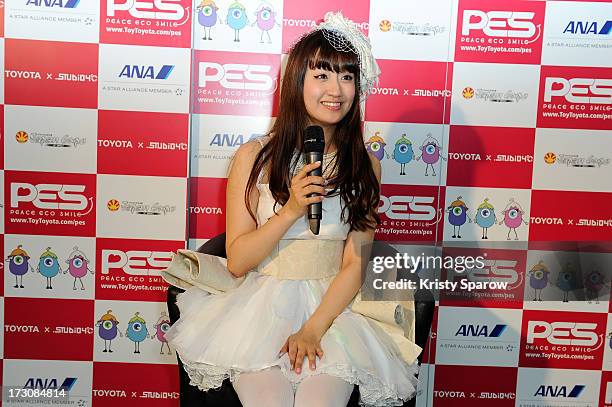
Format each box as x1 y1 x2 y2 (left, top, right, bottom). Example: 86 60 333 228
233 366 354 407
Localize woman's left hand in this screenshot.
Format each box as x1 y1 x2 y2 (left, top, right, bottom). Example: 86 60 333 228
279 324 325 374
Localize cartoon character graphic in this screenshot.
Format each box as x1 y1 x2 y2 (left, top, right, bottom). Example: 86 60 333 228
126 312 149 354
252 2 279 43
196 0 220 40
226 1 249 42
474 198 497 239
64 246 93 290
497 198 528 241
556 262 578 303
583 268 606 304
365 132 389 161
96 310 121 353
447 196 471 239
151 311 172 355
6 245 34 288
528 260 550 301
392 134 414 175
416 134 446 176
37 247 61 289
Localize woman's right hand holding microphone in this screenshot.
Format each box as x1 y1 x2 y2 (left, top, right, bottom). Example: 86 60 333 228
282 161 327 220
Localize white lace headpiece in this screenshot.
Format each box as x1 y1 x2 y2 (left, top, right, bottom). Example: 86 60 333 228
312 11 381 97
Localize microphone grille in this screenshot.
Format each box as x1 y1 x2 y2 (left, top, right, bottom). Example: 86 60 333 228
304 126 325 153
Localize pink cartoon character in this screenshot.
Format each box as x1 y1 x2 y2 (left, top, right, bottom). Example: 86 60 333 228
64 246 93 290
498 198 528 240
151 311 172 355
252 2 279 43
416 133 446 176
584 268 607 304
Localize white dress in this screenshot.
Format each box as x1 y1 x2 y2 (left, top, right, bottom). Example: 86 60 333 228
164 147 420 407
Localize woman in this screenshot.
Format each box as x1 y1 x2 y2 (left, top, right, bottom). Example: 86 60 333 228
165 12 419 406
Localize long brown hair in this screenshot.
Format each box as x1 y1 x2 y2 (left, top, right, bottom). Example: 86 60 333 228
245 29 380 232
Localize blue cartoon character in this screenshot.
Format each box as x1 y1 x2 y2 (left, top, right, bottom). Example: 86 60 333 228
528 260 550 301
365 133 389 161
497 198 528 241
392 134 414 175
64 246 93 290
475 198 497 239
37 247 61 289
96 310 122 353
226 1 249 42
447 196 471 239
416 134 446 176
196 0 220 40
584 268 607 304
151 311 172 355
253 2 279 43
6 245 34 288
126 312 149 354
557 262 578 303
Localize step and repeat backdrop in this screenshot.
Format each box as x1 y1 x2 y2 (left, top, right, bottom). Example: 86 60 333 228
1 0 611 406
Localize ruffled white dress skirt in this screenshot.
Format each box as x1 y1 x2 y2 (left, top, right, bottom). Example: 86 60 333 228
167 271 419 406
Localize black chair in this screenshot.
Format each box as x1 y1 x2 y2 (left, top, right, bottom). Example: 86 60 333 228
167 233 435 407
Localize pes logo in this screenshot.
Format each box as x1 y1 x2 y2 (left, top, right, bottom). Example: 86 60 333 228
107 0 186 21
198 62 277 93
101 249 172 276
537 66 612 130
6 171 97 236
102 0 192 47
11 183 90 211
194 50 280 116
462 10 538 39
378 195 437 221
96 238 183 301
520 310 605 370
544 77 612 105
456 0 545 64
376 184 445 242
526 321 599 347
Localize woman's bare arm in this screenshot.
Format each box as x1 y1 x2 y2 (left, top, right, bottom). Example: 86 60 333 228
225 141 325 277
303 154 381 335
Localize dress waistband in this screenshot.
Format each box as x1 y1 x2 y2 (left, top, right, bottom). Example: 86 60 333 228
258 240 344 280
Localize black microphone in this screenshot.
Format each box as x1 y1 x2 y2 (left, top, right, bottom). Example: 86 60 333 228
303 125 325 235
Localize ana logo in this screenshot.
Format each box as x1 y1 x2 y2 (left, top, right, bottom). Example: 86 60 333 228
101 249 172 275
455 324 507 337
209 133 261 147
118 65 175 80
544 152 556 164
11 183 89 210
544 77 612 104
199 62 276 92
107 0 185 21
563 21 612 35
23 377 77 391
107 199 120 211
26 0 80 8
534 385 585 398
462 87 474 99
379 20 391 32
462 10 539 40
378 195 437 221
527 321 599 346
16 131 29 143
